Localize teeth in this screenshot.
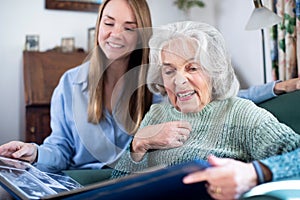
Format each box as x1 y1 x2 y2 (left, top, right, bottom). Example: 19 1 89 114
177 91 195 98
109 42 123 48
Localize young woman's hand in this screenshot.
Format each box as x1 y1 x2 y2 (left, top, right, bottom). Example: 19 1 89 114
0 141 38 163
274 78 300 95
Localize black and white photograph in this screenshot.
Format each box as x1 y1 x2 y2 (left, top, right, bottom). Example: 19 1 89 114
0 167 54 199
61 37 75 53
25 35 39 51
87 27 95 52
0 156 82 199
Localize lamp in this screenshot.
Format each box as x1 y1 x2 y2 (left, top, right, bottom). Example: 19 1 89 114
245 0 282 83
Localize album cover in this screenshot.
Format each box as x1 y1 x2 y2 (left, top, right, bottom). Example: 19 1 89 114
0 156 211 200
43 159 211 200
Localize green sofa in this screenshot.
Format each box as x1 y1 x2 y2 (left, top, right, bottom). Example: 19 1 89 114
241 90 300 199
257 90 300 134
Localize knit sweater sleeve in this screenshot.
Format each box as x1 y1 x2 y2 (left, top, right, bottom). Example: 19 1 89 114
260 148 300 181
247 108 300 160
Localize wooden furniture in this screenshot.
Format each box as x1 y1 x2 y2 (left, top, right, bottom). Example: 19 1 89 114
23 51 88 144
45 0 100 13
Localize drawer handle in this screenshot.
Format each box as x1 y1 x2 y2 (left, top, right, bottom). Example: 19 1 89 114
30 126 35 133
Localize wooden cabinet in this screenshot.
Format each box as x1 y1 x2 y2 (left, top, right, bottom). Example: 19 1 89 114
23 51 88 144
25 106 51 144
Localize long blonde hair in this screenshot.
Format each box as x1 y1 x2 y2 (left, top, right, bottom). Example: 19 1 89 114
87 0 153 134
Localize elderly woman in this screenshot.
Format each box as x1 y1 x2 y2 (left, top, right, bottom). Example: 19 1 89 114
111 21 300 184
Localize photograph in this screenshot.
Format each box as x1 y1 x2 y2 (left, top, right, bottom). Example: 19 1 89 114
87 27 95 52
45 0 102 12
0 156 82 199
25 35 39 51
0 167 55 199
61 37 75 53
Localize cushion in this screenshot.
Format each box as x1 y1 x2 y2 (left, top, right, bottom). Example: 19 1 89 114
63 168 113 186
257 90 300 134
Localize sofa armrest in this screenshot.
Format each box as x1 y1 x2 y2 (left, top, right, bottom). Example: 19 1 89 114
257 90 300 134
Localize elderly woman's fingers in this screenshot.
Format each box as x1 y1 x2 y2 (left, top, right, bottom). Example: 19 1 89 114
207 183 238 200
183 170 208 184
177 120 192 130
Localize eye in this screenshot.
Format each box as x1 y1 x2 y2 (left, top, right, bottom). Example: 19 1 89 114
165 69 174 75
186 63 200 73
162 66 175 76
104 22 114 26
124 27 136 32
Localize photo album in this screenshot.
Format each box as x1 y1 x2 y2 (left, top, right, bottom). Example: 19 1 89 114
0 156 211 200
0 156 82 200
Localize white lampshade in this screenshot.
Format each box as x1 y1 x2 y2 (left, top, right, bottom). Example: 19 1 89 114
245 0 282 30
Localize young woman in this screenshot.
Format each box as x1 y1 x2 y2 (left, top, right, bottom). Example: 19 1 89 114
0 0 156 173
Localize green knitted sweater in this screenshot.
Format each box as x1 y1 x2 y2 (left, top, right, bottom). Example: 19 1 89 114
112 97 300 178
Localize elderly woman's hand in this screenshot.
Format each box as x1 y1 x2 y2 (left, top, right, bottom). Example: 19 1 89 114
131 121 191 161
183 155 258 200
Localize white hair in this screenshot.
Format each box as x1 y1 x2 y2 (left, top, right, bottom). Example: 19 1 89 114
147 21 240 100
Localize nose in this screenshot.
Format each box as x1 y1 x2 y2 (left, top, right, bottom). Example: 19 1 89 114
174 72 187 85
110 25 123 37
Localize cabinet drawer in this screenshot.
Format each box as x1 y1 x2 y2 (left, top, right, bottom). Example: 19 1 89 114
25 106 51 144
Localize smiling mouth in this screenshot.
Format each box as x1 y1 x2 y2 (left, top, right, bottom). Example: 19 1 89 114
176 90 196 100
107 42 124 48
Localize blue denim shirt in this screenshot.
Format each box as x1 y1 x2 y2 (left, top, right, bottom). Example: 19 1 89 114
35 62 161 173
238 81 278 104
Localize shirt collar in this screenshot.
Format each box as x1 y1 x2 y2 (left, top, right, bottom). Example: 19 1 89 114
73 61 90 91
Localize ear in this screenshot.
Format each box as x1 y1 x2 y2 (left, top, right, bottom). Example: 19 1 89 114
156 84 167 96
